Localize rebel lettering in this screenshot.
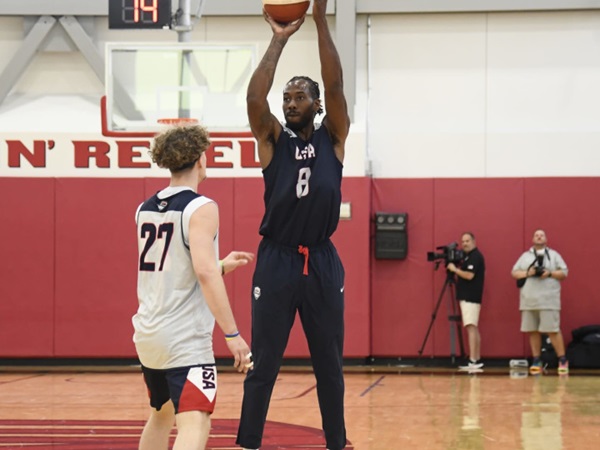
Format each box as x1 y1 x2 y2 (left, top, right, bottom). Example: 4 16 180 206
73 140 111 168
207 141 234 168
1 137 260 171
117 140 151 168
7 140 49 168
239 140 261 168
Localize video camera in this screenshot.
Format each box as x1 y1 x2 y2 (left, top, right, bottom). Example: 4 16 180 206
427 242 464 267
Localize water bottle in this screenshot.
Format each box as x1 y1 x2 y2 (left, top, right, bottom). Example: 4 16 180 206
509 359 528 368
510 369 528 379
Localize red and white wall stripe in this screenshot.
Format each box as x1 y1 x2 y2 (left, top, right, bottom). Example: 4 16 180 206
2 10 600 360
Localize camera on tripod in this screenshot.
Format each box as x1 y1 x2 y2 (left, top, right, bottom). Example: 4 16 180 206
419 241 467 361
427 242 464 268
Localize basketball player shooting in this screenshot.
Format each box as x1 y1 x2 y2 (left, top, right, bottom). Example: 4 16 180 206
236 1 351 449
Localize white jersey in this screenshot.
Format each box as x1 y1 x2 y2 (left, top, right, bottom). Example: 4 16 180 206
133 186 218 369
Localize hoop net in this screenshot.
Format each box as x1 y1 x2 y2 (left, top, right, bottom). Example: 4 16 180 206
157 118 199 126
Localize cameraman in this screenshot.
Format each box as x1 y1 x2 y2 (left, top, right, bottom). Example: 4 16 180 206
511 229 568 374
447 232 486 370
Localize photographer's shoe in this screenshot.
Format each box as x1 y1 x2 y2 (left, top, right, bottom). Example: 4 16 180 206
529 358 543 374
558 357 569 374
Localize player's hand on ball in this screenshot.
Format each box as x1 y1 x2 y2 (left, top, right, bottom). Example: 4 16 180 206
263 9 305 36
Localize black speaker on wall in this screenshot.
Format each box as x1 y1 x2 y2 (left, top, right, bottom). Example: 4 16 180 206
375 212 408 259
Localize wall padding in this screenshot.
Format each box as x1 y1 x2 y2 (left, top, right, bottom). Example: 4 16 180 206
523 178 600 345
0 178 55 357
4 176 597 360
371 177 599 358
54 178 144 357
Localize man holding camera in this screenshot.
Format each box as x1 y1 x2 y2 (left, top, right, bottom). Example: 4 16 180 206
511 229 569 374
447 232 486 370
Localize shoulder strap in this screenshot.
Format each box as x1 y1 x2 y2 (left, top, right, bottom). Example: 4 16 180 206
527 249 537 269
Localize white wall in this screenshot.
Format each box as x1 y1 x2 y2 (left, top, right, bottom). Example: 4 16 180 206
366 10 600 178
1 11 600 177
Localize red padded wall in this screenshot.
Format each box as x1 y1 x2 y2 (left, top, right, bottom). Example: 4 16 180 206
523 178 600 345
229 177 263 357
54 178 143 357
431 179 526 358
0 178 55 357
4 176 600 360
333 177 372 357
371 179 435 358
371 177 600 359
371 178 529 358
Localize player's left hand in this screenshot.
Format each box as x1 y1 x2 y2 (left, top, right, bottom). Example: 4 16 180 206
226 336 253 373
221 251 255 275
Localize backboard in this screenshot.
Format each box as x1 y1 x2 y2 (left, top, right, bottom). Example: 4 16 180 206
104 42 256 137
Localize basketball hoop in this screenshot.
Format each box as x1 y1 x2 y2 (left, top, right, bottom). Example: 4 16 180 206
157 118 199 126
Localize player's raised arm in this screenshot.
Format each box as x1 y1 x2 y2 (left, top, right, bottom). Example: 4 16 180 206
247 11 305 168
313 0 350 161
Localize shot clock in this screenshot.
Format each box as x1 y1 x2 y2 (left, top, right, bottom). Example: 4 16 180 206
108 0 172 29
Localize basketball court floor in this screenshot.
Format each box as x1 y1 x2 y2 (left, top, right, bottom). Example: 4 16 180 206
1 364 599 449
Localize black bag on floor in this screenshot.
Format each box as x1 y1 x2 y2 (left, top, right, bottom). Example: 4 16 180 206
571 324 600 342
566 324 600 368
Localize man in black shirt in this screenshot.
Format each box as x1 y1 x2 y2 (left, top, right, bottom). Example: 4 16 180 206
447 232 486 370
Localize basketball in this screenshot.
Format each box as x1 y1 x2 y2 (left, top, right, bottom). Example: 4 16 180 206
262 0 311 24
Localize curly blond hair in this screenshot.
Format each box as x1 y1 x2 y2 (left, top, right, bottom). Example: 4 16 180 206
150 124 211 172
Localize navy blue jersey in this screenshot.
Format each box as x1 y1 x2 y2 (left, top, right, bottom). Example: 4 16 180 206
259 123 343 247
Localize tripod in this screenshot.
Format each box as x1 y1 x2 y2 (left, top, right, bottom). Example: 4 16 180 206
418 270 466 364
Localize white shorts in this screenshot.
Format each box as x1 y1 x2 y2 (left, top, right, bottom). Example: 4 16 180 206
459 300 481 327
520 310 560 333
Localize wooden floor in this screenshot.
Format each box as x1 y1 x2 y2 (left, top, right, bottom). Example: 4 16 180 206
1 365 599 449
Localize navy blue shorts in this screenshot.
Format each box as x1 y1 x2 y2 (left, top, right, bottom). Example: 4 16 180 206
141 364 217 414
